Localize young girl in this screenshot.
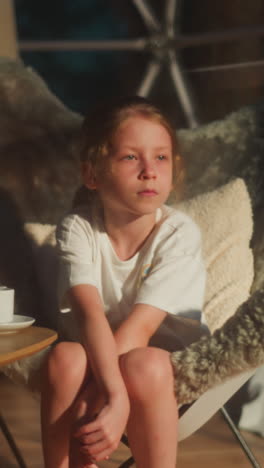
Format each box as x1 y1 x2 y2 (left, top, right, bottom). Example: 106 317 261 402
41 96 206 468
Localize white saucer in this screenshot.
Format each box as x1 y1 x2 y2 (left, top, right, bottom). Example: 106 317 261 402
0 315 35 333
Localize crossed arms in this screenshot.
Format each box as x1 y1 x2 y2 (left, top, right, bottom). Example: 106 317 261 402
67 283 167 464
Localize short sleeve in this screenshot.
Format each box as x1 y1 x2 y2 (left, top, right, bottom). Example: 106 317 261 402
135 216 206 320
56 214 98 308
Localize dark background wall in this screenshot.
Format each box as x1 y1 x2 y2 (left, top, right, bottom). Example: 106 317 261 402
14 0 264 127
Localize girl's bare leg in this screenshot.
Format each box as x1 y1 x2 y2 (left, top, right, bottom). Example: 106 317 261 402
120 347 178 468
41 341 89 468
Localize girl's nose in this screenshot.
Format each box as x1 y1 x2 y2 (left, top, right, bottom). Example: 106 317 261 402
139 161 156 179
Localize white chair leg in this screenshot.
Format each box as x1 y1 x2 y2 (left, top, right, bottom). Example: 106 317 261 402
221 406 262 468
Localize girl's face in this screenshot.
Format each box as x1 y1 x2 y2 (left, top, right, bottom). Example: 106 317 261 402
83 116 173 221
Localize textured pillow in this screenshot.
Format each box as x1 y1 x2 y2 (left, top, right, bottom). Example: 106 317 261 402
177 178 254 332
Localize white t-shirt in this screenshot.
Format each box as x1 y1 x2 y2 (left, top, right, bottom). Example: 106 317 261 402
56 204 206 347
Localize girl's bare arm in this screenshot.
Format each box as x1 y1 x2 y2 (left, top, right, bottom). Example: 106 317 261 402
67 284 130 462
114 303 167 355
68 284 124 395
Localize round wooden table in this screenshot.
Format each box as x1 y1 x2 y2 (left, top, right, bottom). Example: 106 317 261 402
0 326 58 366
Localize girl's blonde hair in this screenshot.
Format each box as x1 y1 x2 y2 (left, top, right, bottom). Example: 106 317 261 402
74 96 184 207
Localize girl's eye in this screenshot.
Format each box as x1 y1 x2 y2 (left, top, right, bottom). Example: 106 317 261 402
123 154 136 160
157 154 166 160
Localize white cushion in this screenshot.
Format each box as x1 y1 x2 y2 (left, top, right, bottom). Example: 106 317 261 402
178 178 254 332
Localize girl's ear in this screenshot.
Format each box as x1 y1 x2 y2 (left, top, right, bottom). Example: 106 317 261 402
82 162 98 190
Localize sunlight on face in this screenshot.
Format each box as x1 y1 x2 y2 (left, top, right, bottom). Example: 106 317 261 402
90 116 174 220
109 115 173 176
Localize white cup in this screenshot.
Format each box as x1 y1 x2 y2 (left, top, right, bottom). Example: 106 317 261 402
0 287 14 323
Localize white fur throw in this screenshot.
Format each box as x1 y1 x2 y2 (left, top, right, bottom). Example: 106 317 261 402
25 222 56 247
178 178 254 332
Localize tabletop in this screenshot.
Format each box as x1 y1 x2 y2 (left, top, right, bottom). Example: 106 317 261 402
0 326 58 366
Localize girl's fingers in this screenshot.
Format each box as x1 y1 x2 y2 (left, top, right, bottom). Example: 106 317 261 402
79 430 102 445
81 444 114 464
77 431 118 461
91 446 115 463
74 419 99 437
76 426 116 453
80 438 109 456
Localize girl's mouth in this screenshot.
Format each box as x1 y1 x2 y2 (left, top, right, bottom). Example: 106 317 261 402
138 190 157 196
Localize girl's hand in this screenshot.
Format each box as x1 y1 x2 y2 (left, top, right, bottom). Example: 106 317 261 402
70 434 98 468
70 381 105 467
73 390 130 464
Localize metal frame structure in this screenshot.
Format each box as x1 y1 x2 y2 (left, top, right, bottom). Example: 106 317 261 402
14 0 264 128
2 0 264 125
0 413 27 468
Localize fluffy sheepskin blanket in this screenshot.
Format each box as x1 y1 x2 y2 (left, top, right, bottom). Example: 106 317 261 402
171 288 264 406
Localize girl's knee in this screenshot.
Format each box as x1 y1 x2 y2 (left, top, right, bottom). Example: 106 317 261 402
44 341 87 386
120 347 174 400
